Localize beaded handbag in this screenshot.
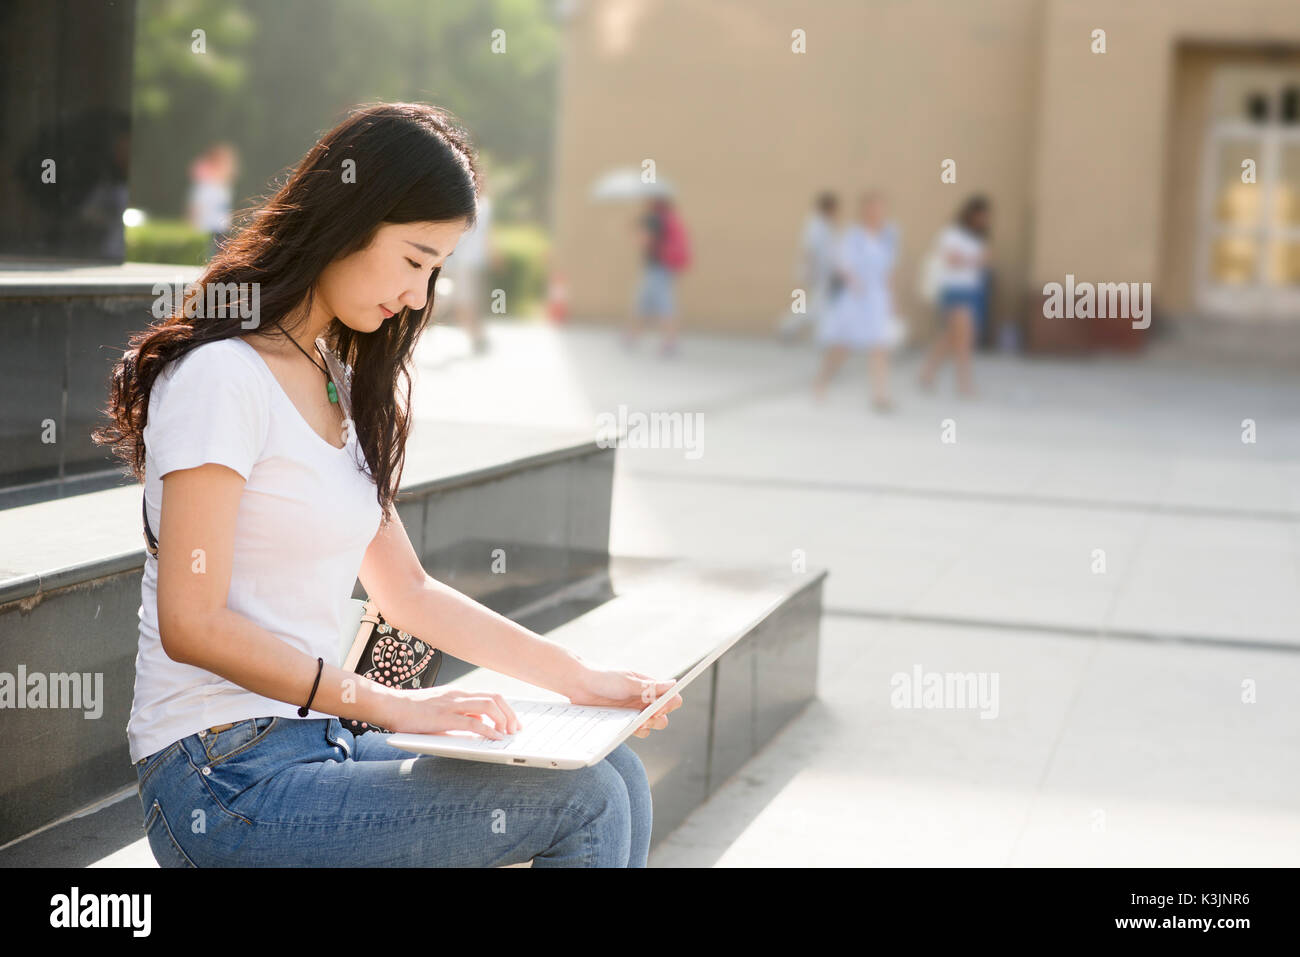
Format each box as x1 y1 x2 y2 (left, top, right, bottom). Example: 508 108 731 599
335 597 442 734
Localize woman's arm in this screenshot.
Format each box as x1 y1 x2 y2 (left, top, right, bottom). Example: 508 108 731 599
358 508 684 736
356 508 591 698
155 464 409 730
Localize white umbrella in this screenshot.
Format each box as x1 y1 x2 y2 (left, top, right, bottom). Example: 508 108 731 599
589 167 676 202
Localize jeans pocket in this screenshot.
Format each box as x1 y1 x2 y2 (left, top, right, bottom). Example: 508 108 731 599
194 717 288 824
200 716 278 766
136 741 181 797
143 798 197 868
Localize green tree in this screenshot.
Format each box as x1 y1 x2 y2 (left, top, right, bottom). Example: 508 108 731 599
130 0 558 228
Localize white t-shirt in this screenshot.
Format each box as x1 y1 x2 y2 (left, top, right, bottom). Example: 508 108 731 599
935 224 985 290
128 337 383 763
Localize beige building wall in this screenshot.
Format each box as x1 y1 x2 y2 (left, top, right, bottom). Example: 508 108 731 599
1030 0 1300 303
552 0 1043 335
552 0 1300 335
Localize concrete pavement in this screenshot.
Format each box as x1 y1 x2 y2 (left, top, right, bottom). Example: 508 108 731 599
418 318 1300 866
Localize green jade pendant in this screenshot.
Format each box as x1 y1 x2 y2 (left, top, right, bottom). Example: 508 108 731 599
327 380 338 404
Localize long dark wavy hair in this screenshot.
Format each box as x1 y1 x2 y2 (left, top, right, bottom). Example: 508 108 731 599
93 102 481 524
956 194 990 238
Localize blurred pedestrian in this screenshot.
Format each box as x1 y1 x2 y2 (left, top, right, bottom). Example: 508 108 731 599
442 191 495 354
781 191 841 341
188 143 238 260
624 195 691 358
919 195 990 397
812 191 901 411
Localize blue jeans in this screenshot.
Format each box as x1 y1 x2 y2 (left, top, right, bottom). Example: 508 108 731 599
938 285 983 315
134 716 653 867
635 262 676 317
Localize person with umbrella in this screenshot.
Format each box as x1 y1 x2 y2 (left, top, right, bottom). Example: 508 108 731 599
624 194 690 357
589 169 691 358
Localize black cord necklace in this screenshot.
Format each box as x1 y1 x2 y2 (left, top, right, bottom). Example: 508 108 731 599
280 330 339 405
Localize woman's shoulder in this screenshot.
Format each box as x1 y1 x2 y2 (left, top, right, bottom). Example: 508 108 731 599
143 337 273 480
166 336 260 376
155 338 268 406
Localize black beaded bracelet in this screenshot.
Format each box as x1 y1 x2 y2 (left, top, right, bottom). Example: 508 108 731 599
298 657 324 717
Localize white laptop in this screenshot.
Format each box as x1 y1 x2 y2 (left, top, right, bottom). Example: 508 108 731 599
384 631 738 770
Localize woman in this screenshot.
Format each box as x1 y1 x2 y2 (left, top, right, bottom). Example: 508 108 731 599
812 191 900 411
93 102 680 868
919 195 990 396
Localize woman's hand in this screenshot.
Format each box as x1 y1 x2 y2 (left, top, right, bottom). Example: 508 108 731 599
385 686 521 739
567 664 683 738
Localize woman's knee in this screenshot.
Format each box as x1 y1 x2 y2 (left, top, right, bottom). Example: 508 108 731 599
604 743 650 804
539 760 633 866
573 759 633 825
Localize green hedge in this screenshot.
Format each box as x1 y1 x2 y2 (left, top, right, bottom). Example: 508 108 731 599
125 219 212 266
481 222 549 318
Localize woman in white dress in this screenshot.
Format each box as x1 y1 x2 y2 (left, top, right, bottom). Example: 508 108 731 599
813 191 900 410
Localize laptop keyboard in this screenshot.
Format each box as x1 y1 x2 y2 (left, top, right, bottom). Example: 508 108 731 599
472 700 632 755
